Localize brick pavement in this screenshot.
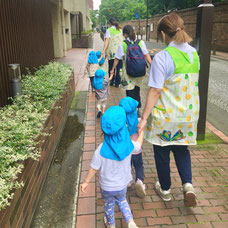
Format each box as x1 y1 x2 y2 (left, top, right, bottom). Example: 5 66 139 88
76 34 228 228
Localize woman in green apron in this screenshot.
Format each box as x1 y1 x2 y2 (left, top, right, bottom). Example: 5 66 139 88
138 13 200 207
100 18 124 87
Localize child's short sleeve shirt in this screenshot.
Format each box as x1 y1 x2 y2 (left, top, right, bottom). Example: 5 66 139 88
90 141 141 191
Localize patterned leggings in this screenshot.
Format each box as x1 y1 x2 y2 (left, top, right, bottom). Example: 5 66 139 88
101 188 133 226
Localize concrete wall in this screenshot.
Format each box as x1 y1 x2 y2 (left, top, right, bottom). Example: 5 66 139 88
51 2 64 58
50 0 92 58
120 2 228 52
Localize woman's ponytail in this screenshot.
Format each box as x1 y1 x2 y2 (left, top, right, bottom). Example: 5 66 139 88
109 18 122 30
157 13 192 43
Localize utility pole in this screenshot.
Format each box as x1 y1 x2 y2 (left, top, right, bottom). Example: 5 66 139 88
195 0 214 140
146 0 149 41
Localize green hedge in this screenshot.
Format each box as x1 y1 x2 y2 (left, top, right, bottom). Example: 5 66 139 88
0 62 73 209
81 29 93 35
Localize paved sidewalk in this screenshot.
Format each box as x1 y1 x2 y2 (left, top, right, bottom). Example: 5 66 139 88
76 34 228 228
57 48 90 91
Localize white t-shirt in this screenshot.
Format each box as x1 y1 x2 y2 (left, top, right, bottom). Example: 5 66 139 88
87 63 99 77
90 141 141 191
104 26 123 39
115 38 149 60
148 41 200 89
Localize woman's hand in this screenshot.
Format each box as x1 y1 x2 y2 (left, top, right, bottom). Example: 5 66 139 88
137 117 147 135
110 68 115 77
81 182 89 193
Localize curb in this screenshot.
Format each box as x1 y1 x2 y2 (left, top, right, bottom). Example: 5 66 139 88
76 92 96 228
206 121 228 144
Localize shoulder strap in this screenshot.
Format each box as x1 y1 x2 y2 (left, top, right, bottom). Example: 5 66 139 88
135 39 140 45
124 40 131 46
165 46 199 74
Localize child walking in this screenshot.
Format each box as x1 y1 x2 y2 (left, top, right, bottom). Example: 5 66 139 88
93 69 112 118
120 97 146 198
86 51 99 91
81 106 143 228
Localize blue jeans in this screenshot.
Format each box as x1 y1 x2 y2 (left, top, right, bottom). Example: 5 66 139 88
131 153 144 182
108 59 123 86
101 188 133 226
153 145 192 191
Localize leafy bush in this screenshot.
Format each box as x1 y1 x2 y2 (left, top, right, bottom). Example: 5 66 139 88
81 29 93 35
0 62 73 209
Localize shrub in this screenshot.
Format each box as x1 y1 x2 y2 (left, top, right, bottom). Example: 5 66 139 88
0 62 73 209
81 29 93 35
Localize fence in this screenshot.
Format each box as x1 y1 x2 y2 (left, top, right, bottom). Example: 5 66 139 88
0 0 54 107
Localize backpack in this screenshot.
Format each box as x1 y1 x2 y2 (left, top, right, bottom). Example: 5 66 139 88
124 40 146 78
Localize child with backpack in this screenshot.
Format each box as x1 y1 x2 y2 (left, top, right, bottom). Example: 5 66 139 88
110 25 152 113
86 51 99 92
81 106 143 228
120 97 146 198
93 69 112 118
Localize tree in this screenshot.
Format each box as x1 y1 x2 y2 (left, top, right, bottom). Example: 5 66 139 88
147 0 225 16
90 10 99 28
99 0 147 23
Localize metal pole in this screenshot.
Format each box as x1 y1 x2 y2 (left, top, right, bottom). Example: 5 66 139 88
139 9 141 39
195 0 214 140
146 0 149 41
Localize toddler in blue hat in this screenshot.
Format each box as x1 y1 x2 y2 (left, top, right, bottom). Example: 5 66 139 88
93 69 113 118
86 51 99 92
120 97 146 198
81 106 143 228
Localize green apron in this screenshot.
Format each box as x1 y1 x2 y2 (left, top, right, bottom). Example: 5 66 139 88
106 27 123 60
145 46 200 146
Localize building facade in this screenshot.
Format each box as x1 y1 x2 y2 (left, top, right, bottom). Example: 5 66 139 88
50 0 92 58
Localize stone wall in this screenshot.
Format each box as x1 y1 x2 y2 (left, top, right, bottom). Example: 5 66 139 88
72 34 94 48
120 2 228 52
0 74 75 228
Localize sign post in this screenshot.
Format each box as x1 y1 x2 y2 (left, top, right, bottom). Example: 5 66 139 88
195 0 214 140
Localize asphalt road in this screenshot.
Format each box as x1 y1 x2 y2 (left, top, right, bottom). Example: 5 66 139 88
145 40 228 136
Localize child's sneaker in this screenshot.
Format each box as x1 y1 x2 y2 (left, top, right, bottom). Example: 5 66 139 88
104 216 116 228
154 181 171 201
128 221 139 228
135 179 146 198
183 183 197 207
97 111 102 118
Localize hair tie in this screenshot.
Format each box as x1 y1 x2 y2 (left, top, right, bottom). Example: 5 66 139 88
176 27 181 32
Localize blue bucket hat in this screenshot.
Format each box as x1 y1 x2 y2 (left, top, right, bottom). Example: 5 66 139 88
93 69 106 90
96 51 102 58
96 51 105 66
100 106 134 161
119 97 139 136
88 51 98 64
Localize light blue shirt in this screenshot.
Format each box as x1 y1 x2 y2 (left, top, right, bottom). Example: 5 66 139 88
90 141 141 191
148 41 199 89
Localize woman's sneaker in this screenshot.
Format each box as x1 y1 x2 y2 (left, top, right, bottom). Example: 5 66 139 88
128 221 139 228
183 183 197 207
135 179 146 198
154 181 171 201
